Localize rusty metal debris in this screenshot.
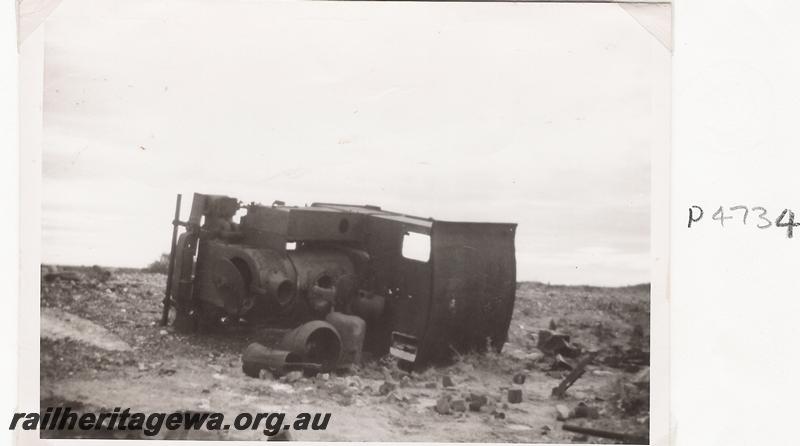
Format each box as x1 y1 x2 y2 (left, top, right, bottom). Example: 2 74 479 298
242 320 344 376
550 354 574 371
551 353 595 399
278 320 343 372
507 388 523 404
242 343 315 378
562 423 648 444
467 393 488 411
571 401 600 419
324 312 365 365
537 329 581 357
442 375 455 388
161 193 517 371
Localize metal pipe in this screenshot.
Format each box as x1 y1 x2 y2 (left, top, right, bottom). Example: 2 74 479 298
562 424 648 444
160 194 182 326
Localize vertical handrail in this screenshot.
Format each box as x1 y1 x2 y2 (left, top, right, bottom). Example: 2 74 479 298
160 194 182 326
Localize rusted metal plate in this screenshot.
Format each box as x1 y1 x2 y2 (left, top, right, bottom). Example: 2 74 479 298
209 256 249 315
360 216 434 357
417 221 517 363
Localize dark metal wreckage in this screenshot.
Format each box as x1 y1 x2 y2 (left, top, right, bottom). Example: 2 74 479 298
161 193 517 370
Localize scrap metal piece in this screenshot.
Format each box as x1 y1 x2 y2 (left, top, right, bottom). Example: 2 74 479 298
550 354 574 371
551 353 595 399
325 312 366 365
571 402 600 419
562 423 648 445
242 343 316 378
279 320 342 372
420 221 517 363
538 329 581 357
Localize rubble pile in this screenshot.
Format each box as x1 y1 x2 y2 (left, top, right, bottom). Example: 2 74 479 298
40 268 651 442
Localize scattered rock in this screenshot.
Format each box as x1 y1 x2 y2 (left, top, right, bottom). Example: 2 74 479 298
599 345 649 371
507 388 523 404
616 375 649 415
571 402 599 419
379 381 397 396
435 395 452 415
467 393 488 412
541 425 551 435
424 381 437 389
399 375 411 388
269 383 295 394
331 382 353 397
512 373 526 385
346 375 362 387
159 330 168 336
319 373 330 381
555 404 571 421
385 392 403 404
450 399 467 412
492 410 506 420
284 370 303 383
442 375 455 388
91 265 112 282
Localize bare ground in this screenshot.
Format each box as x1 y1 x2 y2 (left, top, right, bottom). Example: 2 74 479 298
40 267 650 443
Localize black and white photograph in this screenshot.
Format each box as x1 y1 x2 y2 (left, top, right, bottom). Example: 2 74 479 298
32 0 669 442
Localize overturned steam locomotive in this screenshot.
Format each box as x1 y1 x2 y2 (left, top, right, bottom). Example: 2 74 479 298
161 193 517 369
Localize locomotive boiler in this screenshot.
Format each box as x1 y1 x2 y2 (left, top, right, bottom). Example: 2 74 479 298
161 193 517 369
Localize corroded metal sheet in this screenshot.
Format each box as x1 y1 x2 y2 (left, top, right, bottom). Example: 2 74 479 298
418 221 517 363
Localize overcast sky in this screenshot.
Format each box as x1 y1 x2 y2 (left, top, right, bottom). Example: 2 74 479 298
41 0 669 286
